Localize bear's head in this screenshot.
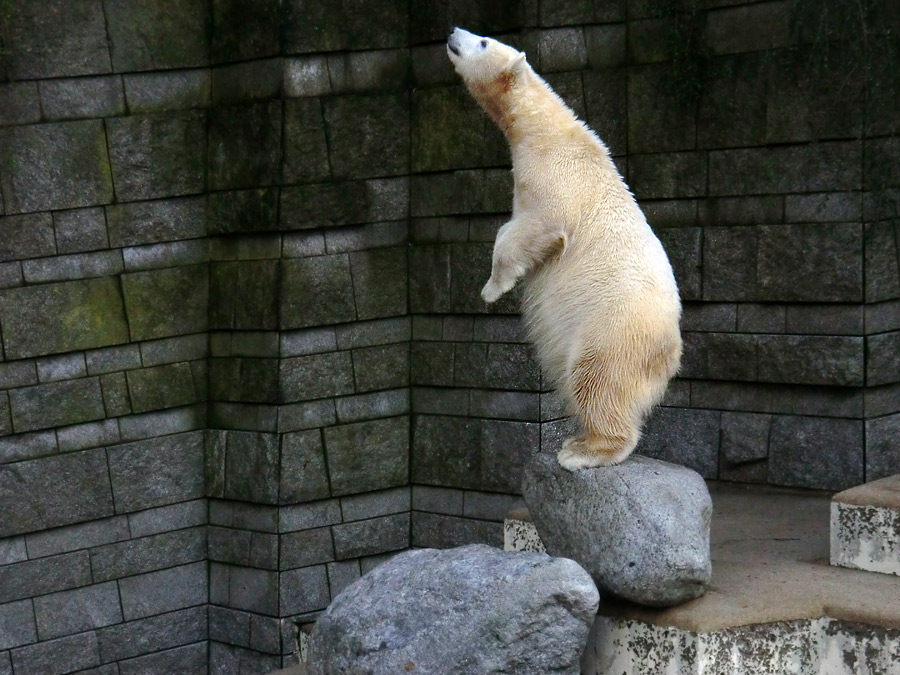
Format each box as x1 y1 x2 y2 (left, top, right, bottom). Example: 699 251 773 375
447 28 529 133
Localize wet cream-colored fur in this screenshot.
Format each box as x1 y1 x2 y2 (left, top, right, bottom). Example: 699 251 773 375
447 28 682 470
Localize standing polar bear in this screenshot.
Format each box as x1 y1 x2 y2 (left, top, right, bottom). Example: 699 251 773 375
447 28 682 470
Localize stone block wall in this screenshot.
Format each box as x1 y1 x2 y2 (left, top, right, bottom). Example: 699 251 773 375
0 0 898 673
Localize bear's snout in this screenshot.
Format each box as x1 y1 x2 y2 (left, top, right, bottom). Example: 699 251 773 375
447 28 461 56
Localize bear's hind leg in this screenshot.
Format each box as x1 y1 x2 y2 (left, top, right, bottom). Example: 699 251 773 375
557 349 641 471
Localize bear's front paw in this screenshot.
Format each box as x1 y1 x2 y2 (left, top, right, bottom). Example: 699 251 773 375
481 280 504 303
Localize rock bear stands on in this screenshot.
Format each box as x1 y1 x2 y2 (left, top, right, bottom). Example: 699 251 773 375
447 28 682 470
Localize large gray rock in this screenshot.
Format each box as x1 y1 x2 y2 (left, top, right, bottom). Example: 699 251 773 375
522 453 711 606
307 544 599 675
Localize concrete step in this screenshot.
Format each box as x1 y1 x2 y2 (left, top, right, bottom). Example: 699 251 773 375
831 474 900 577
506 481 900 674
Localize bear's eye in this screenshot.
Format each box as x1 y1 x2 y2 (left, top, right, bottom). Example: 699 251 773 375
480 39 487 49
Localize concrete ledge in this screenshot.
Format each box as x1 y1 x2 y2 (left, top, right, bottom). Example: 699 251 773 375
831 475 900 577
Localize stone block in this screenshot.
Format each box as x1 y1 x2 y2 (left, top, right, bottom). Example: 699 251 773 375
124 70 211 113
210 0 280 63
0 214 55 263
681 332 758 381
720 412 771 464
349 343 408 393
211 58 281 105
90 527 206 582
333 513 410 560
709 142 862 196
107 112 206 201
1 0 110 79
283 99 330 184
0 600 36 651
106 197 205 248
865 221 900 303
786 192 862 224
106 432 205 512
636 407 721 479
0 121 113 214
121 265 208 341
128 500 207 537
9 632 100 675
463 491 521 521
737 303 785 333
541 0 595 25
628 152 707 199
283 0 407 52
122 240 207 272
411 386 468 417
765 46 864 144
340 487 411 522
698 53 767 148
868 331 900 387
628 18 677 63
0 430 57 464
0 447 115 538
118 562 208 621
22 251 123 284
208 102 282 190
213 564 277 614
324 417 409 496
411 512 503 549
703 1 792 55
33 582 122 640
335 390 410 424
349 247 407 321
757 335 863 387
412 415 538 493
702 226 757 301
280 499 342 533
208 605 249 647
323 94 409 180
223 431 280 504
279 429 330 505
280 256 356 329
52 208 108 254
456 343 541 391
0 551 91 604
118 641 206 675
56 419 120 453
0 278 128 358
584 24 626 68
209 642 281 674
583 69 627 156
768 416 863 490
284 56 331 97
39 76 125 121
104 0 210 72
0 83 40 126
411 87 492 173
336 317 411 350
207 188 279 236
25 516 128 559
698 195 784 227
280 182 365 230
209 527 278 569
279 564 331 615
757 223 862 302
327 560 361 598
0 538 27 566
628 63 697 153
280 527 335 569
327 50 410 94
866 414 900 481
99 372 130 417
409 245 452 313
469 390 540 421
280 351 355 402
411 485 464 515
656 227 702 300
537 27 587 72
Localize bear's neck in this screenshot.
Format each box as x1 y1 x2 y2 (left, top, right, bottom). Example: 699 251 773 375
473 72 584 151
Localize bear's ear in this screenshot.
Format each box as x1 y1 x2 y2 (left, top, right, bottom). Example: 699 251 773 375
509 51 527 72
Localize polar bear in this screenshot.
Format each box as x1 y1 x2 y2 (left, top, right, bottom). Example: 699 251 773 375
447 28 682 470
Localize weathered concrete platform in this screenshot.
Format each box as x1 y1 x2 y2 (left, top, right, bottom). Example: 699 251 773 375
831 474 900 577
510 481 900 674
